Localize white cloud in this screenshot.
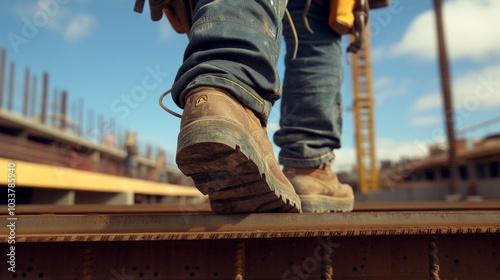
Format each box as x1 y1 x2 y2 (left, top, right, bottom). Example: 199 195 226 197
453 64 500 110
412 63 500 113
374 76 393 89
332 147 356 172
159 21 174 40
333 137 433 172
267 122 280 133
370 46 386 62
411 115 441 126
391 0 500 61
11 0 68 31
412 92 441 112
10 1 95 43
11 2 38 18
410 64 500 132
64 14 96 42
374 76 409 105
377 138 429 162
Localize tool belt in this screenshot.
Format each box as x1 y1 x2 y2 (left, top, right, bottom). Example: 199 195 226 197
163 0 194 35
313 0 390 52
324 0 390 34
135 0 390 52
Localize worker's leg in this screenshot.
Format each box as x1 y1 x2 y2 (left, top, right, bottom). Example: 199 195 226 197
172 0 301 213
275 0 354 212
275 0 343 166
172 0 285 122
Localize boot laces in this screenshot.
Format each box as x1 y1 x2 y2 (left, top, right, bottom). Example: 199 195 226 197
159 89 181 118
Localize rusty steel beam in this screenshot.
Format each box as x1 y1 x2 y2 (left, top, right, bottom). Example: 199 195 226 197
353 200 500 211
434 0 460 197
12 201 500 215
1 211 499 243
1 234 498 280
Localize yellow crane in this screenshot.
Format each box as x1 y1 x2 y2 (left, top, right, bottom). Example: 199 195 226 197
351 25 379 193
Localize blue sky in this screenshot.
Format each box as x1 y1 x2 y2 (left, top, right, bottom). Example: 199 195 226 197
1 0 499 171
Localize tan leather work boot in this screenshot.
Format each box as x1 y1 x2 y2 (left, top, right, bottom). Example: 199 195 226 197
176 86 301 214
283 162 354 212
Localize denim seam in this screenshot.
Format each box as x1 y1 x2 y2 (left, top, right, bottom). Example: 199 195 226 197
194 74 267 115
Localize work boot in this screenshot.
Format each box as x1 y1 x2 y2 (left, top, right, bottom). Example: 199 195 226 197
176 86 301 214
283 162 354 212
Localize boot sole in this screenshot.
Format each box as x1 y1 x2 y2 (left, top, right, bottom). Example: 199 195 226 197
299 195 354 213
176 118 301 214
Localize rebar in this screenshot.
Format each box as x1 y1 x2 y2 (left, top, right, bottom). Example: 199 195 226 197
41 72 48 123
428 235 441 280
321 237 333 280
234 240 245 280
23 68 30 116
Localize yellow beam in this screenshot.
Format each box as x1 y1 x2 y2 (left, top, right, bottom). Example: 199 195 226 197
0 157 203 197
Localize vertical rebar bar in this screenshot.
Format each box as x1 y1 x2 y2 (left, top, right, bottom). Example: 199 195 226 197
71 99 77 132
321 237 333 280
41 72 48 123
98 114 104 144
30 76 37 118
60 90 67 130
88 109 94 141
428 235 441 280
8 62 14 111
434 0 460 197
111 117 116 148
82 246 94 280
0 49 6 109
234 240 245 280
52 89 59 126
23 68 30 117
78 98 84 136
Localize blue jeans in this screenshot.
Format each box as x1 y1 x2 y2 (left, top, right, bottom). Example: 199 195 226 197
172 0 286 122
172 0 342 168
275 0 343 167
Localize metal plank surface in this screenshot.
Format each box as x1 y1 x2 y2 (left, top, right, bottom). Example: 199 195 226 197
12 200 500 214
2 211 499 243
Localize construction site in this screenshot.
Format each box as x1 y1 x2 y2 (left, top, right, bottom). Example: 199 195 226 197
1 0 499 279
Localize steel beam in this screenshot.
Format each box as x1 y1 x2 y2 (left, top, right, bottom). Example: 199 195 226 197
1 209 498 279
1 211 499 242
434 0 460 197
12 200 500 215
1 234 498 279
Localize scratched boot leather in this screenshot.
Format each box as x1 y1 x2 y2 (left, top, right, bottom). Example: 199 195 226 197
283 162 354 212
176 87 301 213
